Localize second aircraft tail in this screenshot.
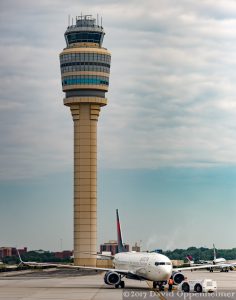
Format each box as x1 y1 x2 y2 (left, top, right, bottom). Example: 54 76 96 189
213 244 217 261
116 209 125 253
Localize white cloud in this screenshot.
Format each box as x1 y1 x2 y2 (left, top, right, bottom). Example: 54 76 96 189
1 0 236 179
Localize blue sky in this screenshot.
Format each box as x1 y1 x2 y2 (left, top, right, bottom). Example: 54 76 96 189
0 0 236 251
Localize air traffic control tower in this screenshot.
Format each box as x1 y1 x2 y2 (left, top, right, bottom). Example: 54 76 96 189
59 15 111 266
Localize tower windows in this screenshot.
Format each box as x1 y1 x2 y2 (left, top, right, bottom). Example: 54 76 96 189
60 62 110 74
60 53 111 64
60 53 111 75
66 32 102 44
62 75 109 86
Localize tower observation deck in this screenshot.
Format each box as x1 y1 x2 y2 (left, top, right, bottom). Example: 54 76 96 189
59 15 111 266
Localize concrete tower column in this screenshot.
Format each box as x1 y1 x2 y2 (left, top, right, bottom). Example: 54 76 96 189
71 103 100 266
59 14 111 266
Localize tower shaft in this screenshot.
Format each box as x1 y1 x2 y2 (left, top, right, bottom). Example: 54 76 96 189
71 103 99 266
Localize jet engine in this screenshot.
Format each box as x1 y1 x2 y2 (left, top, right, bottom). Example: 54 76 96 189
172 272 185 285
104 271 121 285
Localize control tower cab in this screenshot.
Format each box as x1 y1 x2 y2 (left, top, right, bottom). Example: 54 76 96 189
60 15 111 107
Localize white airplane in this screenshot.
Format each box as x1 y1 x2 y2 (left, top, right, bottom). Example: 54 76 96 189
199 244 236 272
17 210 226 291
212 244 227 267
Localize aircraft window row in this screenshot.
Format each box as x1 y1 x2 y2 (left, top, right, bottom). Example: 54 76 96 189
61 65 110 74
66 32 102 44
62 75 109 86
155 262 171 266
60 53 111 63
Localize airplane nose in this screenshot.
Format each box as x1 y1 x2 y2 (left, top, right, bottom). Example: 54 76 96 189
160 266 172 280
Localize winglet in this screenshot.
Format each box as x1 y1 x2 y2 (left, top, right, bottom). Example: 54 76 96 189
116 209 124 253
16 249 24 266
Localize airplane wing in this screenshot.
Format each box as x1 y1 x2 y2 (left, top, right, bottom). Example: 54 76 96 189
219 262 236 268
18 256 149 281
20 258 225 276
181 261 236 270
174 264 227 271
21 260 129 274
17 251 130 276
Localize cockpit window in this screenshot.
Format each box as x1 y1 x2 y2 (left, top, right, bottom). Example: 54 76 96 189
155 262 171 266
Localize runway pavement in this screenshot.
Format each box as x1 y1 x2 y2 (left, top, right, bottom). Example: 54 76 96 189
0 269 235 300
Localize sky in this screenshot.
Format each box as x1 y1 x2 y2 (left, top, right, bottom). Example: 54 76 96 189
0 0 236 252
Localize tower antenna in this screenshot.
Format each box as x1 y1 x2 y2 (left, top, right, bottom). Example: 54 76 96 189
68 14 70 26
101 16 103 27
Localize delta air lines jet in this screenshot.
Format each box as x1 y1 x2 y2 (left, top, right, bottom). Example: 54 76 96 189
17 210 225 290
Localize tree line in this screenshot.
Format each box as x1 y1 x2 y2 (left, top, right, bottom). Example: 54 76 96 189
2 251 72 265
2 247 236 265
163 247 236 261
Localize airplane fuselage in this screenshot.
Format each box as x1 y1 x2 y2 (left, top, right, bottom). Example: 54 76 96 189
214 258 226 264
113 252 172 282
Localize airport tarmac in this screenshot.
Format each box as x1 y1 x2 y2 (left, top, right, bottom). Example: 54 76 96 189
0 269 235 300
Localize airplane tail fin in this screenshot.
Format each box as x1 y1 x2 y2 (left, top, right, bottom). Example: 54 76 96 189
186 255 193 262
186 255 194 265
213 244 217 261
116 209 125 253
16 249 24 267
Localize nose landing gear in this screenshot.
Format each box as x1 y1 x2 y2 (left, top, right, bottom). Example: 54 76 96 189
115 281 125 288
153 281 166 291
